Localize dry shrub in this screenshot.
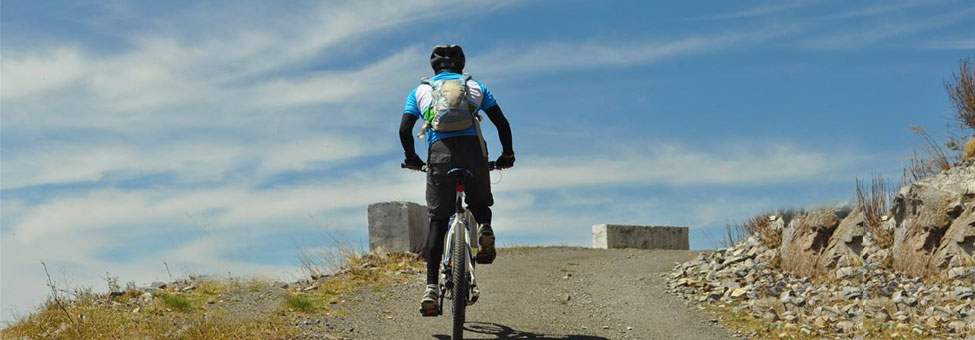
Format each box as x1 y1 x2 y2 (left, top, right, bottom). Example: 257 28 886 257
907 126 953 182
779 208 842 277
781 244 828 278
946 55 975 130
893 243 938 278
722 222 749 248
856 174 894 248
722 211 788 249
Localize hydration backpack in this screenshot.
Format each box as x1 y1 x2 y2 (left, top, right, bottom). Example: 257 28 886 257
420 74 476 133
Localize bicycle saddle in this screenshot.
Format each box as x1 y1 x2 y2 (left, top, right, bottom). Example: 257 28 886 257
447 168 474 180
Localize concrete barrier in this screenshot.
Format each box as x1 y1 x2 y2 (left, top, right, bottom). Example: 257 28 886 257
367 202 429 255
592 224 689 250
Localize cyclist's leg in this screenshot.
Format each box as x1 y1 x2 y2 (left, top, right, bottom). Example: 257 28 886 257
424 218 449 284
425 141 456 284
455 137 497 263
421 141 457 315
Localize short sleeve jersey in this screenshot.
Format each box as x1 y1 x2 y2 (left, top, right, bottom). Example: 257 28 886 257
403 72 498 146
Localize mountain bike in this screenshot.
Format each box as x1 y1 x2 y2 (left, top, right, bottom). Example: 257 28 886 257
402 161 497 340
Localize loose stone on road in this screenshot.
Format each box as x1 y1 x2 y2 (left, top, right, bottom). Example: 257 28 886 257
315 247 733 339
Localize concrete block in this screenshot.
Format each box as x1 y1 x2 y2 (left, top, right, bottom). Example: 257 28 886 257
367 202 429 255
592 224 689 250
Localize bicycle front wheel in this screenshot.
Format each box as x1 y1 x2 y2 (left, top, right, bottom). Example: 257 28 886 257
451 219 468 340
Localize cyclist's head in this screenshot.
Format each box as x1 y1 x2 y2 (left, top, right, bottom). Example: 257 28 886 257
430 44 465 74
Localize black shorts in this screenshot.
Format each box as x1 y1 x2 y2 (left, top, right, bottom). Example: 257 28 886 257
426 135 493 220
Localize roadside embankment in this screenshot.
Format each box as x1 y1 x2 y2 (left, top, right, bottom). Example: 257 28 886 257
669 162 975 339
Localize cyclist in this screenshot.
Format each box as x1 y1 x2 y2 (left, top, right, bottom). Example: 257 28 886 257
399 44 515 316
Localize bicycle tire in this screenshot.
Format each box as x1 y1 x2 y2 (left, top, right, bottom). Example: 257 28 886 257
451 218 468 340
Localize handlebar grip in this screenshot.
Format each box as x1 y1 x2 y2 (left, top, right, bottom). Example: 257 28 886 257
402 163 428 172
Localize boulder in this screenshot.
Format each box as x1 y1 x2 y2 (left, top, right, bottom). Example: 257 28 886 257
892 163 975 275
592 224 689 250
821 210 866 269
367 202 429 256
932 204 975 268
780 208 844 275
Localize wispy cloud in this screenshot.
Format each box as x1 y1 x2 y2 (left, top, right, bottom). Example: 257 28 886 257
822 0 943 19
698 0 822 20
798 8 975 50
474 25 798 77
492 143 867 192
920 38 975 50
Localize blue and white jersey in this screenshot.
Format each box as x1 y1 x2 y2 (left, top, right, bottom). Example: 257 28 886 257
403 72 498 146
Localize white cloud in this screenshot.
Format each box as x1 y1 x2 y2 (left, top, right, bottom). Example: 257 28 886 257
0 49 86 100
0 1 512 132
0 133 386 190
491 143 865 192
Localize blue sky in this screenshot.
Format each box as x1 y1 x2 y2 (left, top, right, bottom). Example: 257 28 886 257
2 0 973 322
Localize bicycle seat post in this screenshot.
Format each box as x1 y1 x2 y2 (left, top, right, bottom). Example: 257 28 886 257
447 168 473 214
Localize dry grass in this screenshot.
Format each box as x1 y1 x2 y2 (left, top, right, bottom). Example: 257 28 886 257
946 55 975 130
857 174 894 249
723 213 783 249
907 126 954 182
4 246 425 340
781 247 828 278
780 208 841 277
280 249 425 315
1 287 298 340
904 56 975 182
893 245 939 278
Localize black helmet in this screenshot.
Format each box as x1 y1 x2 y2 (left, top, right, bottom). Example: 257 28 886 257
430 44 465 73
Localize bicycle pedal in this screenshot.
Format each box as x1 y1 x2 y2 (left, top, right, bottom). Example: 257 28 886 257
419 301 439 317
475 253 495 264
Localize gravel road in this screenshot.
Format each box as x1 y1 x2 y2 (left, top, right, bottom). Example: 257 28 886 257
310 247 733 339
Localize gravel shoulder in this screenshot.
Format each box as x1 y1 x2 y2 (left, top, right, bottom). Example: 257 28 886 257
313 247 733 339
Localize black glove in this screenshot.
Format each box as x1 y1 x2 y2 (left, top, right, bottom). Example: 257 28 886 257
495 154 515 169
403 153 426 170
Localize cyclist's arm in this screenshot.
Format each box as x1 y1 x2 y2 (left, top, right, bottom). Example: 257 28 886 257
484 105 514 155
399 114 420 158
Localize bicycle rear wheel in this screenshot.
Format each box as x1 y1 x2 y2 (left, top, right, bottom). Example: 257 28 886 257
451 219 468 340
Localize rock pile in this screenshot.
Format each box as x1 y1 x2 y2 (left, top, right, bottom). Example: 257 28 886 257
670 162 975 337
669 237 975 337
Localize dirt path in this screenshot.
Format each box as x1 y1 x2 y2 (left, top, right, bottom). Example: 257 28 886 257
309 247 733 339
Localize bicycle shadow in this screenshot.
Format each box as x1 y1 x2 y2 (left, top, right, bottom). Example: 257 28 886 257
433 321 610 340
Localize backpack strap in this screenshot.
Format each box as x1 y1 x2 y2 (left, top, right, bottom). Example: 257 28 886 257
460 74 472 103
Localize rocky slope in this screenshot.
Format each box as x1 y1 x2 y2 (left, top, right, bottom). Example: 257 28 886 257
669 162 975 339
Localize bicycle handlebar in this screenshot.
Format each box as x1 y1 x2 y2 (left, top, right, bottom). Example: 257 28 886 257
400 161 504 172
